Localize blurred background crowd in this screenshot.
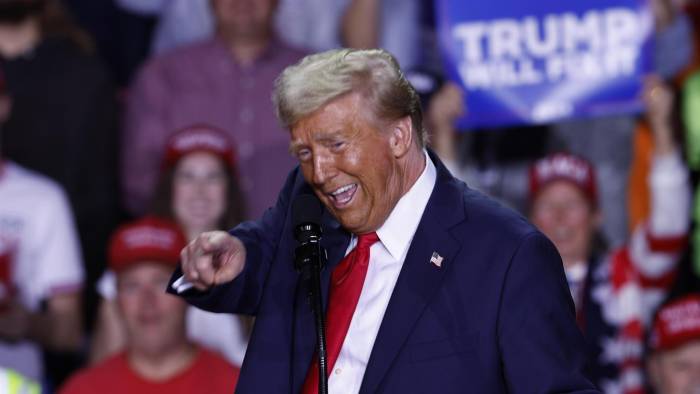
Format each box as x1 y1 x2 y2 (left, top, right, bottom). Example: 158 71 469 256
0 0 698 393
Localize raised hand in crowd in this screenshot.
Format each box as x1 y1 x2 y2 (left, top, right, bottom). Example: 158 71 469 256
643 75 677 155
651 0 678 29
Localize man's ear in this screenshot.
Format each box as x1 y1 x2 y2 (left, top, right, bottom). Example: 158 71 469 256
388 115 413 158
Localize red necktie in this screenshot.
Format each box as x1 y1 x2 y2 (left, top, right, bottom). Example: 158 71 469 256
302 232 380 394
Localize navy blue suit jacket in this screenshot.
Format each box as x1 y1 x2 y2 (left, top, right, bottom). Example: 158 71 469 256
170 151 599 393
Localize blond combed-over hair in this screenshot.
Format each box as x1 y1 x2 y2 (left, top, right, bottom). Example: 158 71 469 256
272 48 426 146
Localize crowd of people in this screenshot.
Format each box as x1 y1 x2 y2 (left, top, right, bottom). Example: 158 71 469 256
0 0 698 393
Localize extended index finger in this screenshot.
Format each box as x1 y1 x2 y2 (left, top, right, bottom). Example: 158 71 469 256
199 231 234 254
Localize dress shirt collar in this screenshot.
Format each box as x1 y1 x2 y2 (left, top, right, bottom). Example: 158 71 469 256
375 150 436 261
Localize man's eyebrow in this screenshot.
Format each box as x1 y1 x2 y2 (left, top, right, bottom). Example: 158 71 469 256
288 130 344 154
288 141 305 155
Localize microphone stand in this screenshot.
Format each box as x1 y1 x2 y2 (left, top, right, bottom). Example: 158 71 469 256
295 224 329 394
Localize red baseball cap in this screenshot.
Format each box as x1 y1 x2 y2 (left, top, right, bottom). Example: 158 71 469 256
529 152 598 206
108 216 187 273
163 124 236 170
649 294 700 352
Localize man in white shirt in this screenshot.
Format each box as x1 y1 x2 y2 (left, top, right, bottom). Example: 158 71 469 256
170 48 599 393
0 71 84 384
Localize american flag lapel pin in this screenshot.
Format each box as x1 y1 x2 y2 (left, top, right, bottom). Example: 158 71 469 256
430 252 443 268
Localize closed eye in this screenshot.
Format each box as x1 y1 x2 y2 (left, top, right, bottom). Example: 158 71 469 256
296 148 312 162
330 141 345 151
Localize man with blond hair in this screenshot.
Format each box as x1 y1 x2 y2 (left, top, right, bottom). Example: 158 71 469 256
170 48 599 393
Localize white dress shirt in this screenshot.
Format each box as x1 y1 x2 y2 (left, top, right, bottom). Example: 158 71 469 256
328 151 436 393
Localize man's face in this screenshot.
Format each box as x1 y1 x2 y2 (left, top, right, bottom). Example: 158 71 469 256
211 0 276 40
289 93 408 234
117 263 187 357
530 180 599 266
649 341 700 394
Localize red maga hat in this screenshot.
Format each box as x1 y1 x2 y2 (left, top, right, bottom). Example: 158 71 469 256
108 216 187 272
649 294 700 352
163 124 236 170
529 152 598 205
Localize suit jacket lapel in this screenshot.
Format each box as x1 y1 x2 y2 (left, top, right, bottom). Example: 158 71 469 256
290 209 350 391
359 152 467 394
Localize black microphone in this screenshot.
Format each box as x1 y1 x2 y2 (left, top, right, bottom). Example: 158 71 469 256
292 193 329 394
292 194 326 274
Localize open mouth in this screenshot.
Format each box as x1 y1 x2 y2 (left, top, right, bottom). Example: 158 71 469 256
328 183 357 208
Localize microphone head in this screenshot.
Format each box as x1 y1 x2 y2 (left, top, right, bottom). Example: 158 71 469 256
292 194 325 272
292 193 323 228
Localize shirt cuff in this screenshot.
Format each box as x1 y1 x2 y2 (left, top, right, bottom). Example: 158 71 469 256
172 275 194 294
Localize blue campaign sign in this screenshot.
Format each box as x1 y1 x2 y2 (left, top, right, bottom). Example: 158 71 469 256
435 0 654 129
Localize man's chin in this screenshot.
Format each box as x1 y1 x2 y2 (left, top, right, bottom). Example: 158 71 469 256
317 197 372 232
334 214 373 234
